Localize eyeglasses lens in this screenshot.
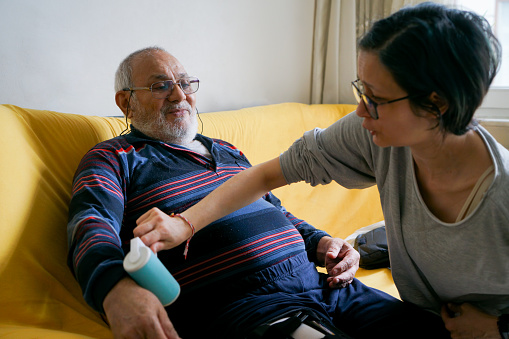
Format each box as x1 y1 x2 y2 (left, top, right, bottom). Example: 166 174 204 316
352 80 377 119
150 78 200 98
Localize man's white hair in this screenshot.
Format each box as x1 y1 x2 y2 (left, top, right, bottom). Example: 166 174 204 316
114 46 167 92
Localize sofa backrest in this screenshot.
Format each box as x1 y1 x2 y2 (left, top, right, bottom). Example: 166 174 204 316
0 103 383 337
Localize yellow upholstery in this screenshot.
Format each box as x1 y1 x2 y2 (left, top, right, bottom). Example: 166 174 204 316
0 103 393 338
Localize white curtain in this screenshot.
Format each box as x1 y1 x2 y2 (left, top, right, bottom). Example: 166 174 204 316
357 0 425 38
310 0 442 105
311 0 357 105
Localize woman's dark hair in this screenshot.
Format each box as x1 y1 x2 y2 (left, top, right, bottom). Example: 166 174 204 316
358 2 501 135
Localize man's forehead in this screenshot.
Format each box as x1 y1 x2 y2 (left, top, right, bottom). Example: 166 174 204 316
132 51 187 83
148 72 188 82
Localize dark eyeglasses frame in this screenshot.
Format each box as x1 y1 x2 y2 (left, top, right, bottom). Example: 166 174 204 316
122 77 200 98
351 79 419 120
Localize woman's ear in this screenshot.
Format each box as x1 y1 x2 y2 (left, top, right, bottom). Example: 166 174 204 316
429 92 449 116
115 90 133 118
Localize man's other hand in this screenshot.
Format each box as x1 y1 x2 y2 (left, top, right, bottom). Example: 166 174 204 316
103 277 181 339
317 237 360 288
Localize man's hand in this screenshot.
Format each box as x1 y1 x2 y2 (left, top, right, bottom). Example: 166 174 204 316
133 207 192 253
103 277 181 339
317 237 360 288
441 303 499 338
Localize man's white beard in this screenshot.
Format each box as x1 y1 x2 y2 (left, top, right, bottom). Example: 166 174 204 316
131 100 198 145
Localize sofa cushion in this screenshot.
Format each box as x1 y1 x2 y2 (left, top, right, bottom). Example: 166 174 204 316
0 105 123 338
0 103 392 338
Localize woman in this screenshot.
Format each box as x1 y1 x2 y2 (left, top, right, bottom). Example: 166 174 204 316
135 3 508 338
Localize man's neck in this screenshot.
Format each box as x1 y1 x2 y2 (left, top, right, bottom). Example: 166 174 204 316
184 139 212 159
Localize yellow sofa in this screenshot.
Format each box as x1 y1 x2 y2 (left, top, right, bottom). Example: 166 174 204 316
0 103 396 338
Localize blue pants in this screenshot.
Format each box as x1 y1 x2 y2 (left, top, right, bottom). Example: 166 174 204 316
171 252 450 338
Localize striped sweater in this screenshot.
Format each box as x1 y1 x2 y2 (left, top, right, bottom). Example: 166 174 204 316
67 127 328 313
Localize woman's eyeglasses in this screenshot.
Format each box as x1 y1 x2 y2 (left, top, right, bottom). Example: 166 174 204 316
351 79 417 120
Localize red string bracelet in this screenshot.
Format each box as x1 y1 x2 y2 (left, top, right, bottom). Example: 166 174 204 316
170 213 195 259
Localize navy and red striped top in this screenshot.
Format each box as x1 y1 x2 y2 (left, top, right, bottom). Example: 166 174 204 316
67 127 328 313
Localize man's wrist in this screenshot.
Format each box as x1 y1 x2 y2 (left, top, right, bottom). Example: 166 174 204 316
103 277 136 310
498 314 509 339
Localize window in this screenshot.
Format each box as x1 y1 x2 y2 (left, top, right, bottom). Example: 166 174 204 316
453 0 509 120
453 0 508 87
494 0 509 87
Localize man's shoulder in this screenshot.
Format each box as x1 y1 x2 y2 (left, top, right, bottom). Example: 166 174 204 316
85 135 134 156
74 136 133 175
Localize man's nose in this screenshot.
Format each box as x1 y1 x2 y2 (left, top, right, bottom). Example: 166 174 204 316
167 83 187 103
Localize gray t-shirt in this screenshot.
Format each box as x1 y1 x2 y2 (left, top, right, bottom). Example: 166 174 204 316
280 111 509 316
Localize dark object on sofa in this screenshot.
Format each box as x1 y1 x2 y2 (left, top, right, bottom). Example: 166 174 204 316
354 226 390 270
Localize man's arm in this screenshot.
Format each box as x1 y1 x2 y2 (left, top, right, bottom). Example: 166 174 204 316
67 142 180 337
67 144 128 312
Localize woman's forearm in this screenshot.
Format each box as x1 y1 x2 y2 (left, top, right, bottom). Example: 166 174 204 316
182 157 287 231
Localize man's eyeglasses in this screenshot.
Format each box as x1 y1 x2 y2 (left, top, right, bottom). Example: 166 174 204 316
351 79 416 120
123 77 200 98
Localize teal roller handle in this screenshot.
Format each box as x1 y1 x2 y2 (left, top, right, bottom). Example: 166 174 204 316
123 237 180 306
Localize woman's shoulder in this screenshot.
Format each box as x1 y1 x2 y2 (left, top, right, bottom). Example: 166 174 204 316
476 125 509 173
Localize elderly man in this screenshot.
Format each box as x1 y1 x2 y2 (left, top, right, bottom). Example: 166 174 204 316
67 47 449 339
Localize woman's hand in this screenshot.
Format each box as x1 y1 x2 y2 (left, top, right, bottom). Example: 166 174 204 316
133 207 192 253
441 303 499 338
317 236 360 288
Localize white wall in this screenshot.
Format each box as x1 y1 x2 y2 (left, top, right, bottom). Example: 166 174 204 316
0 0 314 116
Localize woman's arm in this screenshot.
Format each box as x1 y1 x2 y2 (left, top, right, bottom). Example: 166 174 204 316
185 157 286 229
134 157 288 252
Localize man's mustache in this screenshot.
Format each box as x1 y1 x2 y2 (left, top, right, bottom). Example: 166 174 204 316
162 103 193 115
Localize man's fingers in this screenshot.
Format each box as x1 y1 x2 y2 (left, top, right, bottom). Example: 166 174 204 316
327 275 354 288
326 243 342 258
328 252 357 274
148 318 173 339
326 241 356 261
159 310 181 339
335 267 356 281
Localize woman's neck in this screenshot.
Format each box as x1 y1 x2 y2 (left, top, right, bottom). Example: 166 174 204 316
411 129 493 222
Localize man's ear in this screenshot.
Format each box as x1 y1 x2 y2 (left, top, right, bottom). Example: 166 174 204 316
429 92 449 116
115 90 133 118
